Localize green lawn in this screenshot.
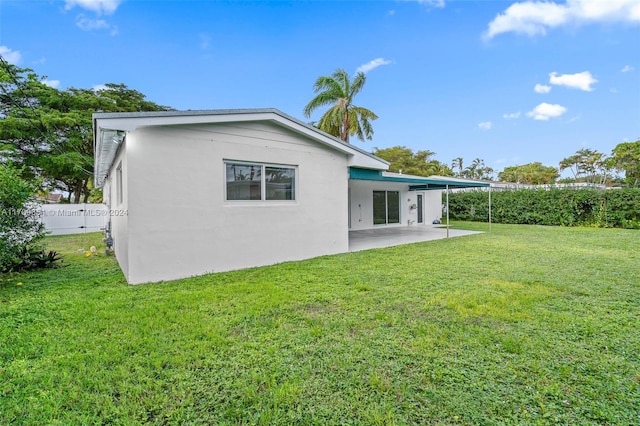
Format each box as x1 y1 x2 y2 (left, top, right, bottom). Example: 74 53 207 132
1 223 638 425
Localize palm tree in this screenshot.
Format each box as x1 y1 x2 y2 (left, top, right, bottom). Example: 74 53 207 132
451 157 464 177
303 68 378 143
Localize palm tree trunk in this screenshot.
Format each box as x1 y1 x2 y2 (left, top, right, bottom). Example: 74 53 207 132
341 109 350 143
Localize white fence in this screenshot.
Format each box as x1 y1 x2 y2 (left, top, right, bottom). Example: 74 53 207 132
39 204 109 235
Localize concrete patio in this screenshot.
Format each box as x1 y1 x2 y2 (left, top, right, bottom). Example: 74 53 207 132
349 225 482 252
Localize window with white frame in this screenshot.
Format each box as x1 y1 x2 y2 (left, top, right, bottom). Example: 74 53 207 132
225 161 296 201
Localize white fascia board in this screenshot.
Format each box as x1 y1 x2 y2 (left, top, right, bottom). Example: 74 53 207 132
93 109 389 186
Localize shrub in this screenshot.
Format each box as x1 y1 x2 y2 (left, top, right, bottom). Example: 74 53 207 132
0 165 48 272
447 188 640 229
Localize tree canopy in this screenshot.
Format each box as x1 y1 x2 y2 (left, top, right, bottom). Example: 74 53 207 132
0 59 170 202
373 146 453 177
498 162 559 184
303 68 378 143
559 148 610 185
452 157 494 180
609 140 640 187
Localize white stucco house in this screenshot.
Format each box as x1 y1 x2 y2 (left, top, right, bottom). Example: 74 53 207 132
94 109 487 284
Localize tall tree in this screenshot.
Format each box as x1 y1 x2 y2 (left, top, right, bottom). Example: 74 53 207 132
460 158 494 180
373 146 453 177
0 60 170 202
451 157 464 177
609 140 640 186
303 68 378 143
559 148 610 185
498 162 559 184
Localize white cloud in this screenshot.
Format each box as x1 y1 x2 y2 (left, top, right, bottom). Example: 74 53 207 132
76 15 118 34
478 121 493 130
93 84 109 92
485 0 640 39
610 88 618 93
76 16 109 30
621 65 635 72
405 0 446 8
356 58 392 74
65 0 121 15
534 83 551 93
42 79 60 88
0 45 21 64
503 111 521 119
527 102 567 120
549 71 597 91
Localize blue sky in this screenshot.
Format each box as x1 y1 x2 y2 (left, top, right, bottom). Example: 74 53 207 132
1 0 639 176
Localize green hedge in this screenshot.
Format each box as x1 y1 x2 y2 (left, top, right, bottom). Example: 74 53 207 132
446 188 640 229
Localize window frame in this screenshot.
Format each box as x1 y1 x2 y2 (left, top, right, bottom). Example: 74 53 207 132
224 160 297 203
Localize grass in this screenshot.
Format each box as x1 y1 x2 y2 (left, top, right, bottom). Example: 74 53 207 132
1 223 638 425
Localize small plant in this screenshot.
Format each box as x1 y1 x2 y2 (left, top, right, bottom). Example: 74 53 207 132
14 247 64 271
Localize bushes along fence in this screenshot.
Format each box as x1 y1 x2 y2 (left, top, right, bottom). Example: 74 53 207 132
447 188 640 229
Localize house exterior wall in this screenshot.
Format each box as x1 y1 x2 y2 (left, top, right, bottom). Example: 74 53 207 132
104 140 130 279
348 180 443 230
122 121 349 284
422 190 444 224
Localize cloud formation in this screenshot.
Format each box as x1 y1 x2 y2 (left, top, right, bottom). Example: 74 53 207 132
76 14 118 34
405 0 446 8
65 0 122 15
356 58 392 74
503 112 521 119
485 0 640 39
478 121 493 130
527 102 567 120
621 65 635 72
0 45 21 64
534 84 551 93
549 71 597 91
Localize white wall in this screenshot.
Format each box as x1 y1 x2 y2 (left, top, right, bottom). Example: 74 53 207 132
121 121 349 284
348 180 443 230
105 139 130 279
39 204 109 235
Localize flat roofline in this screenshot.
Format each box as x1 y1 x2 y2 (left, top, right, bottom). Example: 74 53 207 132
349 168 491 190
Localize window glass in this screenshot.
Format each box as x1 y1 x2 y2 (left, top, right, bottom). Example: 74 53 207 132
373 191 387 225
373 190 400 225
265 166 295 200
387 191 400 224
226 163 262 200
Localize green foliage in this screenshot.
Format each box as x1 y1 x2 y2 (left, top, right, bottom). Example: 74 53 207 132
447 188 640 228
303 68 378 143
0 61 170 202
451 157 494 180
559 148 611 185
498 162 559 184
373 145 453 176
0 165 46 271
1 227 639 423
609 140 640 186
11 248 64 271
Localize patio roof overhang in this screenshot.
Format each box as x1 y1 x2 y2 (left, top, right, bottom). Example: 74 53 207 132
349 168 491 190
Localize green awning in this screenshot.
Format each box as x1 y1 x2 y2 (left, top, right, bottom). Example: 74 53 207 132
349 168 490 190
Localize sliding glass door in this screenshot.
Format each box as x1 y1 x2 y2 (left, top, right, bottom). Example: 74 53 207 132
373 190 400 225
